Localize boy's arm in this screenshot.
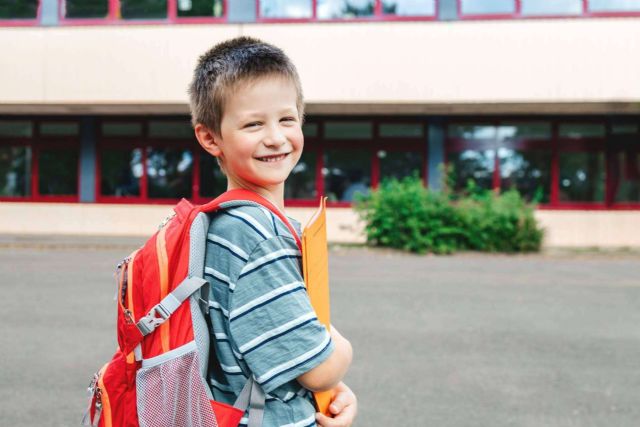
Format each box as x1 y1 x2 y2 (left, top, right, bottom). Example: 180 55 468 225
297 325 352 392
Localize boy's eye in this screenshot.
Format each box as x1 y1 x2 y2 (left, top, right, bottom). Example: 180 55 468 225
245 122 261 128
281 117 296 122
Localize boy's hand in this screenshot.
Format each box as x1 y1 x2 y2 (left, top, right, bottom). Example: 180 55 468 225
315 381 357 427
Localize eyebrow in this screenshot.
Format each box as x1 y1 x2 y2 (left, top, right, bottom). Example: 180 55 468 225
238 108 297 120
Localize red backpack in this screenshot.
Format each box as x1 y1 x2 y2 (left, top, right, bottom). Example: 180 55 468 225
83 189 303 427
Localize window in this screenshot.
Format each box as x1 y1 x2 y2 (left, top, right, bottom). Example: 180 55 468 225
100 148 143 197
324 148 371 202
0 121 33 138
589 0 640 12
317 0 375 19
378 150 424 182
499 148 551 202
121 0 167 19
382 0 436 16
0 0 38 19
63 0 109 19
324 121 373 139
260 0 313 18
148 120 194 138
448 149 495 192
379 123 424 138
38 148 79 196
460 0 515 15
199 152 227 198
521 0 583 15
102 122 143 137
40 122 80 136
146 148 193 199
0 146 31 197
559 123 606 139
285 151 318 199
559 152 605 202
177 0 224 17
613 150 640 203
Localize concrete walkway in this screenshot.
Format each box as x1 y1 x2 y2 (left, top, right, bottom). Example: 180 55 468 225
0 236 638 426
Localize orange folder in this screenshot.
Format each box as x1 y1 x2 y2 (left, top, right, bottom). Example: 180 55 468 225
301 196 333 416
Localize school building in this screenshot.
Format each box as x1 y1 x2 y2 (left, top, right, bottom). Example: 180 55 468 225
1 0 639 247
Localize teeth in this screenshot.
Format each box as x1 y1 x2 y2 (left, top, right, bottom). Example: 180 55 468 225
258 154 286 162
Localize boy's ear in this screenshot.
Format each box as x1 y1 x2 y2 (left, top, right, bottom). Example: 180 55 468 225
194 124 222 157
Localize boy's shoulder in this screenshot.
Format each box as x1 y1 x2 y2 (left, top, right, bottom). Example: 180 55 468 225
207 202 301 257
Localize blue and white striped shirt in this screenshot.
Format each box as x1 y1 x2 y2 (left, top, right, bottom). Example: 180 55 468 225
205 202 334 427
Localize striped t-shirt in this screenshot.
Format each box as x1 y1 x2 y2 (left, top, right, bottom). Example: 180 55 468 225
204 201 334 427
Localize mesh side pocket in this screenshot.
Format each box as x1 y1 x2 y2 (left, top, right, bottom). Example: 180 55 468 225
136 342 218 427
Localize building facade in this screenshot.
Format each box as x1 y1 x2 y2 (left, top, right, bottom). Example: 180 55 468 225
1 0 639 247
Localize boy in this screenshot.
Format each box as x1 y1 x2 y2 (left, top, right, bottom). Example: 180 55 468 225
189 37 356 427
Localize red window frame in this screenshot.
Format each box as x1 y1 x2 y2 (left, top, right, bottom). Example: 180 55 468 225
0 118 81 203
256 0 438 24
445 118 640 210
57 0 228 26
457 0 640 20
0 0 41 26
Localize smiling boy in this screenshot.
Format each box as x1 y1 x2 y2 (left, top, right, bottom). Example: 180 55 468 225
189 37 356 427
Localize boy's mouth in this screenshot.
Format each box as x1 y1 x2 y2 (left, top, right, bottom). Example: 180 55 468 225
255 153 290 163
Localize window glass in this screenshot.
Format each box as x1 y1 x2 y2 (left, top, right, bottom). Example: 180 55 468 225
177 0 224 17
0 121 33 138
0 0 38 19
614 150 640 202
378 150 423 182
499 148 551 203
100 148 142 197
41 122 80 136
382 0 436 16
147 148 193 199
120 0 167 19
39 148 79 196
448 149 495 192
589 0 640 12
199 153 227 198
379 123 424 138
0 146 31 197
448 124 496 140
521 0 582 15
497 122 552 140
559 152 605 202
460 0 515 14
302 123 319 137
102 122 143 137
324 121 373 139
64 0 109 18
148 121 194 139
317 0 375 19
611 124 639 135
559 123 606 138
260 0 312 18
324 148 371 202
285 151 317 199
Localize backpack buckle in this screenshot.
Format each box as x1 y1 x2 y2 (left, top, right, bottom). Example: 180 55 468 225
136 303 170 336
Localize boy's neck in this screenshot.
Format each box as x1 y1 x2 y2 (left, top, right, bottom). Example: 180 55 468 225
227 181 286 214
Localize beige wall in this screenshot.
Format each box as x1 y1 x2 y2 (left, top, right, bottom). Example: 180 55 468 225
1 18 639 114
1 203 639 248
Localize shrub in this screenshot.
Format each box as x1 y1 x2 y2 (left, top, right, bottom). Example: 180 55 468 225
354 175 544 254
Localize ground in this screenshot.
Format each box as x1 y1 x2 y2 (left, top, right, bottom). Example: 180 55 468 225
0 235 638 426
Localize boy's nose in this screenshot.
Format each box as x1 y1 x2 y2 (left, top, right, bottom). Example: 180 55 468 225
263 126 287 147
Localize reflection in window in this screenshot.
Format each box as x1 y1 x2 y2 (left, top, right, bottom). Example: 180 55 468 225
100 149 142 197
379 123 424 138
285 151 317 199
448 149 495 192
64 1 109 18
324 149 371 202
448 124 496 139
260 0 312 18
559 152 605 202
147 148 193 199
41 122 80 136
497 122 551 140
325 121 373 139
120 0 167 19
382 0 436 16
590 0 640 12
317 0 375 19
499 148 551 203
177 0 224 17
521 0 582 15
0 121 33 138
559 123 606 138
0 146 31 197
199 153 227 198
39 148 79 196
0 0 38 18
460 0 515 15
613 151 640 202
379 151 423 182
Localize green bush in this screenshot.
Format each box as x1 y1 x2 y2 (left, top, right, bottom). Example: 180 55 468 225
354 175 544 254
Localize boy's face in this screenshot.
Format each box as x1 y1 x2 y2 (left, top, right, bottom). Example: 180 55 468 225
211 75 303 194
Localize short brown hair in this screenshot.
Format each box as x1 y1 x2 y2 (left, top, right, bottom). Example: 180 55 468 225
188 36 305 136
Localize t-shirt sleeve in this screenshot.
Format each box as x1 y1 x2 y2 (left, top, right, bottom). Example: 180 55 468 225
228 235 334 393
